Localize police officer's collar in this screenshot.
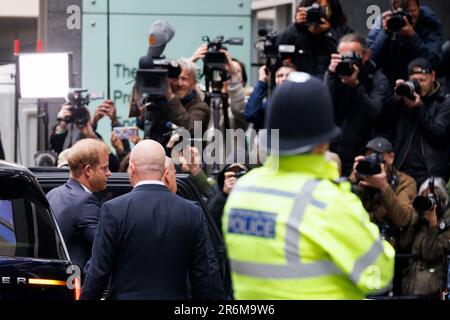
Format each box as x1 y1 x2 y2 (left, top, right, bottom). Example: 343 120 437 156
276 154 340 181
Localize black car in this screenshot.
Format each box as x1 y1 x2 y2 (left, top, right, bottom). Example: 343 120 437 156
31 167 230 297
0 161 78 300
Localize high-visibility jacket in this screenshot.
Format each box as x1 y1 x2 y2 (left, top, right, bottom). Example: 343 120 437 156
222 154 395 300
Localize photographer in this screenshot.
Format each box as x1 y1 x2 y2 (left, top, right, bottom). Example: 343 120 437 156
50 100 127 172
278 0 352 78
367 0 443 86
325 33 390 177
243 62 296 131
399 177 450 298
190 44 249 131
207 163 249 236
351 137 416 247
391 58 450 187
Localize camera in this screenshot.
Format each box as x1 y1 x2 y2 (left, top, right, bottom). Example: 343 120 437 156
413 195 437 212
136 58 181 97
66 89 104 128
305 3 326 25
386 9 413 33
336 52 362 77
395 80 420 101
356 153 384 177
255 29 296 60
202 35 243 70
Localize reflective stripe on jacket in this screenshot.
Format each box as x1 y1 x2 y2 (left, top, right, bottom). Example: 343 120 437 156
223 154 395 300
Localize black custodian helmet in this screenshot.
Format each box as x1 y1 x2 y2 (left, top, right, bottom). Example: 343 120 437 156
260 72 341 155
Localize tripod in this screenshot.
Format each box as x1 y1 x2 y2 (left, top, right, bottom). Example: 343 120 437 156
204 68 230 177
141 96 173 148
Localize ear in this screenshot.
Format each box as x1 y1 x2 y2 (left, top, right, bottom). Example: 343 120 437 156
128 162 136 176
84 164 93 178
432 70 436 81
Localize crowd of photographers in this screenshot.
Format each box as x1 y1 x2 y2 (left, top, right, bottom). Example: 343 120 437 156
43 0 450 299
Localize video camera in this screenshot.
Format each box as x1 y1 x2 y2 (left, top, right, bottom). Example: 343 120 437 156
386 9 413 33
202 35 243 70
305 3 326 25
136 58 181 97
255 29 296 61
65 89 104 128
336 52 362 77
395 80 420 101
356 153 385 177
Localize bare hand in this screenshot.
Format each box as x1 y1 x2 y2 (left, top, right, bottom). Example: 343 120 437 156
179 146 202 176
395 80 423 108
80 121 97 139
295 7 308 25
398 16 416 37
340 65 360 87
329 53 342 73
222 49 240 82
359 163 389 192
308 18 331 35
190 44 208 63
93 101 110 126
129 135 142 145
382 11 393 31
223 171 237 194
111 132 125 155
424 206 438 227
56 104 72 130
258 66 269 82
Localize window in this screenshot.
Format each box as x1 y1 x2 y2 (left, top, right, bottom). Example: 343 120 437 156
0 179 66 260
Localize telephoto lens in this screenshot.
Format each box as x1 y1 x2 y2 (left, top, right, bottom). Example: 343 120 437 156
395 80 420 101
413 195 436 212
355 153 384 177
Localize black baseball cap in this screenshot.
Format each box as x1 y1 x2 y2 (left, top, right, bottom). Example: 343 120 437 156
365 137 393 154
407 58 434 76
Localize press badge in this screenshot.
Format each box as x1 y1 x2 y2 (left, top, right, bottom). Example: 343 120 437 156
227 209 277 239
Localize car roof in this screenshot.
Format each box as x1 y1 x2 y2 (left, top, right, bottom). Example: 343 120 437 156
0 160 34 176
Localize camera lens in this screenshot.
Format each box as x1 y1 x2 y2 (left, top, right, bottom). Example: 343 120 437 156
395 81 419 100
336 61 354 77
387 15 406 33
413 196 436 212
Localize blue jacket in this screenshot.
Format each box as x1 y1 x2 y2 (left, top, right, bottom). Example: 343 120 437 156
244 80 269 130
367 6 443 85
46 179 100 272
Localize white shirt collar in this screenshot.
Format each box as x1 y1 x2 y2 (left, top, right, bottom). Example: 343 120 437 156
79 182 92 194
135 180 165 188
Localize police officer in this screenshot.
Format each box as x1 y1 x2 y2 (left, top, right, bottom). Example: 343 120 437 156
222 72 395 300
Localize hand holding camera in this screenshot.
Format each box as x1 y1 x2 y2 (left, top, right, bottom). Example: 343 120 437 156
223 171 238 194
56 104 72 132
353 154 389 192
329 53 360 87
258 66 269 83
190 44 208 63
383 9 415 37
295 7 308 25
395 79 423 108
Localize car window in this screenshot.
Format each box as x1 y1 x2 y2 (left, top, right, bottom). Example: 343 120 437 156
0 187 67 260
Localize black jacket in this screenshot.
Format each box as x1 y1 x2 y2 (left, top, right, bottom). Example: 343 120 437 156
80 184 212 300
46 179 100 272
393 83 450 185
278 23 352 79
367 6 443 86
325 65 390 176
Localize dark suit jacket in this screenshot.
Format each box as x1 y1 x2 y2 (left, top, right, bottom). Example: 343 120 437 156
46 178 100 272
80 184 212 300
